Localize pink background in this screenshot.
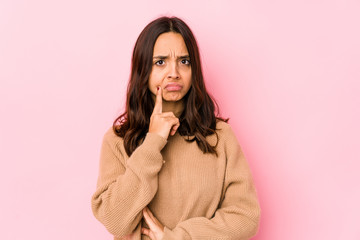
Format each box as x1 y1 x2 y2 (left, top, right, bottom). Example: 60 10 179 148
1 0 359 239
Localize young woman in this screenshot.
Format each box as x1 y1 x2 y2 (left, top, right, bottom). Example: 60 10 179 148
91 16 261 240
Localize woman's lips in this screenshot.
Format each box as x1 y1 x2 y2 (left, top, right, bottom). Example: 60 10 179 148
165 83 182 91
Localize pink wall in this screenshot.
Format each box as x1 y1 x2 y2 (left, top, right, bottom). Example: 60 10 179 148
1 0 359 239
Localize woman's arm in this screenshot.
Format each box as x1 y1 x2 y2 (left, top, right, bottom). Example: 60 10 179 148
161 125 261 240
92 87 180 238
91 129 167 237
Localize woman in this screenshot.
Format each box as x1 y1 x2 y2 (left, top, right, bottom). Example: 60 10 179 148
91 16 261 240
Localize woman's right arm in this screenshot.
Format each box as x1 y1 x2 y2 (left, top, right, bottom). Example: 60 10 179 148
91 129 167 237
92 86 178 238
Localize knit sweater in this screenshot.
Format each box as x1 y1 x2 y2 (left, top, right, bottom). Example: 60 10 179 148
91 120 261 240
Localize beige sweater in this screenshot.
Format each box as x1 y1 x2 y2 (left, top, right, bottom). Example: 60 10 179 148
91 120 261 240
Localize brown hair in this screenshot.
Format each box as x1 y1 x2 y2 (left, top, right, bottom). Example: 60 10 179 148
113 16 228 156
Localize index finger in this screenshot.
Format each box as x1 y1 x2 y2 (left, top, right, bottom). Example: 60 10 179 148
152 86 162 114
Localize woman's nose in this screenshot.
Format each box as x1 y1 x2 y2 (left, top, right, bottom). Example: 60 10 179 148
167 62 180 79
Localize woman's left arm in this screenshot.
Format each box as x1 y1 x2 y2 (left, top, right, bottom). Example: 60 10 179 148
161 126 261 240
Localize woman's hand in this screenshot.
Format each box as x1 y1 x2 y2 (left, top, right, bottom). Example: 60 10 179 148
141 207 165 240
121 232 137 240
148 86 180 139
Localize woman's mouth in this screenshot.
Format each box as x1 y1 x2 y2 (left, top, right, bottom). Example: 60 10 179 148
165 83 182 91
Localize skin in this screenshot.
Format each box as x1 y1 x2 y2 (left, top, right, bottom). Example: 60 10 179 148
142 207 165 239
148 32 192 120
124 32 193 239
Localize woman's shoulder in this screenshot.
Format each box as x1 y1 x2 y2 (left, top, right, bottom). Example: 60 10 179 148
99 126 131 160
214 119 240 145
102 126 124 147
203 119 233 147
215 119 233 134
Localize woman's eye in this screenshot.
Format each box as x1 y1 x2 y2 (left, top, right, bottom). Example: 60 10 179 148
155 60 165 65
181 59 190 65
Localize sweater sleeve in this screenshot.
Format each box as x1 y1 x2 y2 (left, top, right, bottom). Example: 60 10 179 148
162 125 261 240
91 129 167 238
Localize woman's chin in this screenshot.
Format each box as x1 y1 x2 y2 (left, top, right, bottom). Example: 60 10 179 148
163 92 183 102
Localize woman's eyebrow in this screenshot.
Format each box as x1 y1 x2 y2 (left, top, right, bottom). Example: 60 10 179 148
153 55 167 59
153 55 190 59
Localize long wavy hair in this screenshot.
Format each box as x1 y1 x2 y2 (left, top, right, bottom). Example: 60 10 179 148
113 16 228 156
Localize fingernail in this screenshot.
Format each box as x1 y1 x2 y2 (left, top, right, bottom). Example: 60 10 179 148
157 87 159 91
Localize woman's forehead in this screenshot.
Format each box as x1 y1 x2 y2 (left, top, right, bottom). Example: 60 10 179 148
153 32 189 56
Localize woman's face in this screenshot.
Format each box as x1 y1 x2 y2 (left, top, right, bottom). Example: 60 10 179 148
148 32 192 102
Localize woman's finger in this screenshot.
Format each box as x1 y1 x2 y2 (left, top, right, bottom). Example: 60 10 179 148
142 207 165 240
170 121 180 136
146 207 162 226
143 208 155 229
148 87 181 139
142 227 150 237
152 86 162 115
146 207 158 225
168 118 180 136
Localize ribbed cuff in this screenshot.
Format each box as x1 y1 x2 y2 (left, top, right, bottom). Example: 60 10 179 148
142 132 167 151
125 132 167 174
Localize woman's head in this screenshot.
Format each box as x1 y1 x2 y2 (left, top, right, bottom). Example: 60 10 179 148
149 31 192 102
129 16 205 107
114 16 227 156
